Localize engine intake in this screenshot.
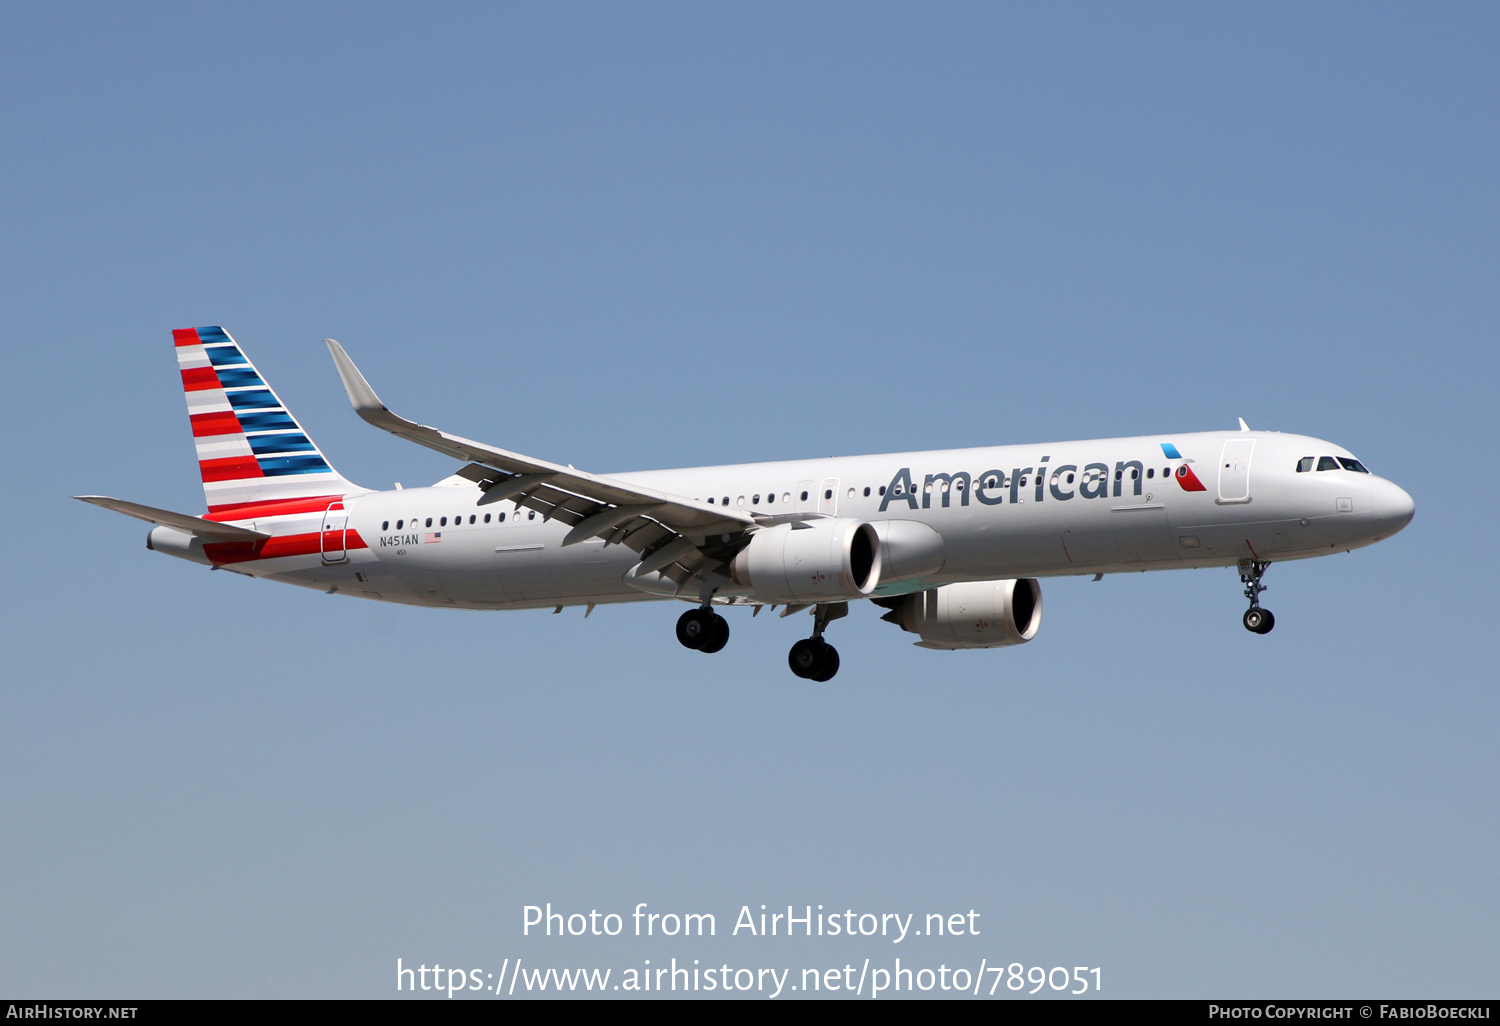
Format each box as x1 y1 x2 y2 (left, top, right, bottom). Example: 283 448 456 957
730 518 881 604
881 578 1042 650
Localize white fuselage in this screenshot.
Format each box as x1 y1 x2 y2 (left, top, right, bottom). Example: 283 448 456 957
192 429 1414 610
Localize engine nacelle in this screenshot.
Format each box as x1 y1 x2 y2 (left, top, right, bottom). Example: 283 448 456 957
883 578 1042 650
730 518 882 604
872 519 945 583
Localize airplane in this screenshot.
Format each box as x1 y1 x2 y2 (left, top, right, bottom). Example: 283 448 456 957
78 326 1416 681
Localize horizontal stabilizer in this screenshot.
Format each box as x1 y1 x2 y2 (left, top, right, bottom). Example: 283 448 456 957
74 496 270 541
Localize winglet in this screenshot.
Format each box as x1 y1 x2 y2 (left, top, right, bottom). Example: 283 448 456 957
1238 417 1251 432
325 339 390 424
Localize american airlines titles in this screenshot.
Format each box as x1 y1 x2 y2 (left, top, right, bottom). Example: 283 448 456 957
879 455 1154 514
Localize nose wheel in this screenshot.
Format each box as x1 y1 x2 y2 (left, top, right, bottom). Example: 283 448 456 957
677 607 729 653
1238 559 1274 634
1242 607 1275 634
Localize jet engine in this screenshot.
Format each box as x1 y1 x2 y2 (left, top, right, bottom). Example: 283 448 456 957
730 518 881 604
872 519 945 583
879 578 1042 650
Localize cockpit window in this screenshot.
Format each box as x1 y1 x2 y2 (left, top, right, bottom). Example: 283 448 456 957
1337 457 1370 473
1317 456 1341 471
1296 457 1315 473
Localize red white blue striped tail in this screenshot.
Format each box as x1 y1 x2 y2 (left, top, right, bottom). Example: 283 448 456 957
173 326 356 517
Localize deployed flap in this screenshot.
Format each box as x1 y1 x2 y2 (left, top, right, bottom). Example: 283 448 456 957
325 340 752 573
75 496 271 541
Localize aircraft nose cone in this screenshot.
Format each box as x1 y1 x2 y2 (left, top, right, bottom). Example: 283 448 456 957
1373 479 1415 535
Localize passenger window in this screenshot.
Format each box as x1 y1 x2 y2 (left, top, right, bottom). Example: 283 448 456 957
752 494 760 504
1337 457 1370 473
1131 468 1139 479
863 487 870 497
1146 469 1154 479
484 513 491 523
470 515 476 524
1318 456 1340 471
528 511 536 519
426 518 433 527
1067 473 1075 484
440 517 447 526
824 489 833 500
396 520 403 530
1297 457 1315 473
499 513 506 522
722 497 729 506
382 520 389 530
800 491 809 501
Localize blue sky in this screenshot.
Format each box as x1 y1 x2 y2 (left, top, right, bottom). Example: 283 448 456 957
2 2 1496 998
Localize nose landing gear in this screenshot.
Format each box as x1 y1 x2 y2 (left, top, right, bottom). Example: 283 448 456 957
788 602 846 681
677 606 729 653
1238 559 1275 634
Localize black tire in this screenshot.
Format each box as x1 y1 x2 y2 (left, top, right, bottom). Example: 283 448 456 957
698 614 730 654
677 608 712 650
810 644 840 682
788 638 826 678
1243 608 1273 634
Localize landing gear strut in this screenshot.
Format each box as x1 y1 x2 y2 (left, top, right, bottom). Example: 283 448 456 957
788 603 845 681
677 607 729 653
1238 559 1275 634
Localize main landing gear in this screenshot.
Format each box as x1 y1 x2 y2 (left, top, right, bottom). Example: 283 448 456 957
788 603 846 682
675 599 847 680
1238 559 1275 634
677 606 730 654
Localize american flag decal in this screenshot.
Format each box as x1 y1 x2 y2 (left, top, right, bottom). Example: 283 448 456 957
424 532 442 544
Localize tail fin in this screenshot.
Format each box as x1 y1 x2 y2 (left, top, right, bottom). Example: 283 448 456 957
173 326 357 516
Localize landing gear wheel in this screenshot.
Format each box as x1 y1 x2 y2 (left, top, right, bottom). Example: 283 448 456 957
788 638 826 679
676 608 713 650
809 644 840 682
788 638 840 681
699 613 730 654
1243 607 1275 634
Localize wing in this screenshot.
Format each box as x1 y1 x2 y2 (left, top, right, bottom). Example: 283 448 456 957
325 340 754 588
